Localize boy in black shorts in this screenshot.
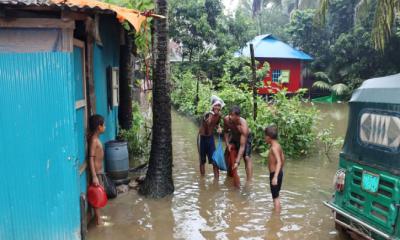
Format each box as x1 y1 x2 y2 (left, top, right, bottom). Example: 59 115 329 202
265 125 285 212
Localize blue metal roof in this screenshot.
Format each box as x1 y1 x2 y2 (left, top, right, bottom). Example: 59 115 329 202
235 34 313 61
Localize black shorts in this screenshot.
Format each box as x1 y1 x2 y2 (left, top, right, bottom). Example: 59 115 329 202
199 135 215 165
230 133 253 158
270 171 283 199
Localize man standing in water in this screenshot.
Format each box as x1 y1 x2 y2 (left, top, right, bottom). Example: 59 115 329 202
224 106 253 182
198 96 224 178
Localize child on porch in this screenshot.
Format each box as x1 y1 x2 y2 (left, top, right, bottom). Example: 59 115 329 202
88 114 106 226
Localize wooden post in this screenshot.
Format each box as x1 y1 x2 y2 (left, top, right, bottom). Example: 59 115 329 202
250 44 257 121
195 74 200 114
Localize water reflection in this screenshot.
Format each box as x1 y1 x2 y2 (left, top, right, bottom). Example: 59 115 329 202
315 103 349 137
88 104 349 240
265 211 283 240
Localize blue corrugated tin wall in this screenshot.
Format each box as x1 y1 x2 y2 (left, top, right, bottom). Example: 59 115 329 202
0 53 80 240
93 16 120 144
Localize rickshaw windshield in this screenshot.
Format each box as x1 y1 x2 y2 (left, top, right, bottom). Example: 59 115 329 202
341 74 400 174
359 110 400 153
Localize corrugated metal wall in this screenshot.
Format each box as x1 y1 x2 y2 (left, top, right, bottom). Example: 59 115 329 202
93 15 121 144
0 52 80 240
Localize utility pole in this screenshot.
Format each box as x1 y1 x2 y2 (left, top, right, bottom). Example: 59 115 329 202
195 73 200 115
250 44 257 121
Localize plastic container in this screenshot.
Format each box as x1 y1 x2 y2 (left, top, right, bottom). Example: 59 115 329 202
87 185 108 208
105 141 129 180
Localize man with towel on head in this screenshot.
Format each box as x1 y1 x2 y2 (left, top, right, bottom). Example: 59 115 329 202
198 95 224 179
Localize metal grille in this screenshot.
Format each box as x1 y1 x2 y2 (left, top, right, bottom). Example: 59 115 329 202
347 166 398 232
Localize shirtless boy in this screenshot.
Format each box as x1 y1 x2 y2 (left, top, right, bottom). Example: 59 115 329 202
265 125 285 211
223 106 253 181
88 114 106 225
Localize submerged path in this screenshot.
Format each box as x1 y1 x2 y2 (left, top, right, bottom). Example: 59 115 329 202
88 106 349 240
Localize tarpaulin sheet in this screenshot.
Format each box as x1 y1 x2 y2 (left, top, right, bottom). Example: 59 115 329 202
0 28 67 52
52 0 147 31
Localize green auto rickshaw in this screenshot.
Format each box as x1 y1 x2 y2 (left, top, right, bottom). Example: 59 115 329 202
324 74 400 240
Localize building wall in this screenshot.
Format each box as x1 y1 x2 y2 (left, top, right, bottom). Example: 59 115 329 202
258 58 302 94
93 16 121 144
0 52 80 239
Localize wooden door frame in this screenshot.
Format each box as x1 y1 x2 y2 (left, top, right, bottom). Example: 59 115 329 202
74 39 89 175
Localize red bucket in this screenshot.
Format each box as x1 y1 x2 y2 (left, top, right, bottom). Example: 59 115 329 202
87 185 108 208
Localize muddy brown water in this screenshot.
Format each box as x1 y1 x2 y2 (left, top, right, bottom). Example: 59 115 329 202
88 103 349 240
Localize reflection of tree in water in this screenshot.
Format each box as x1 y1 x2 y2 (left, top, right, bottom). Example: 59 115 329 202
145 197 175 240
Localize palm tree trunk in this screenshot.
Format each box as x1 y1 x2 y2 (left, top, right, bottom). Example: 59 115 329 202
118 29 134 130
139 0 174 198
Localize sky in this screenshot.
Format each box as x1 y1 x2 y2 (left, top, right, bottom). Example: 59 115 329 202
222 0 239 14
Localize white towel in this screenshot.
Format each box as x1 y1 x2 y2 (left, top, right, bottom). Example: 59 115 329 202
210 95 225 108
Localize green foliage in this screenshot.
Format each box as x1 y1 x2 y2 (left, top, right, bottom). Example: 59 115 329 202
169 0 220 62
220 8 258 51
171 70 213 117
221 57 251 86
169 0 257 80
329 25 400 84
326 0 358 40
317 123 344 158
285 9 331 70
287 3 400 91
318 0 400 50
256 3 290 38
331 83 350 96
312 72 350 97
118 102 151 158
250 90 319 159
396 15 400 38
314 71 331 83
217 82 254 118
220 56 270 88
171 64 319 158
312 81 331 92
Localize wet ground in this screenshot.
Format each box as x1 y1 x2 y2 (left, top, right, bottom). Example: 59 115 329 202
88 103 349 240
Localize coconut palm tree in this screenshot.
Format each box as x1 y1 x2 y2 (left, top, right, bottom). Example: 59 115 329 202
252 0 318 16
139 0 174 198
318 0 400 50
118 31 134 130
252 0 282 16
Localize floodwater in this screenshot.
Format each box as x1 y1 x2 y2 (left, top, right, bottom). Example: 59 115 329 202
88 103 349 240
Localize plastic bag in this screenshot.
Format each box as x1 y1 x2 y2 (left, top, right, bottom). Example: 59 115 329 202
100 174 118 199
212 136 227 171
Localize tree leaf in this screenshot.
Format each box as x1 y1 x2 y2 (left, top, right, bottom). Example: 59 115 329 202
312 81 332 91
